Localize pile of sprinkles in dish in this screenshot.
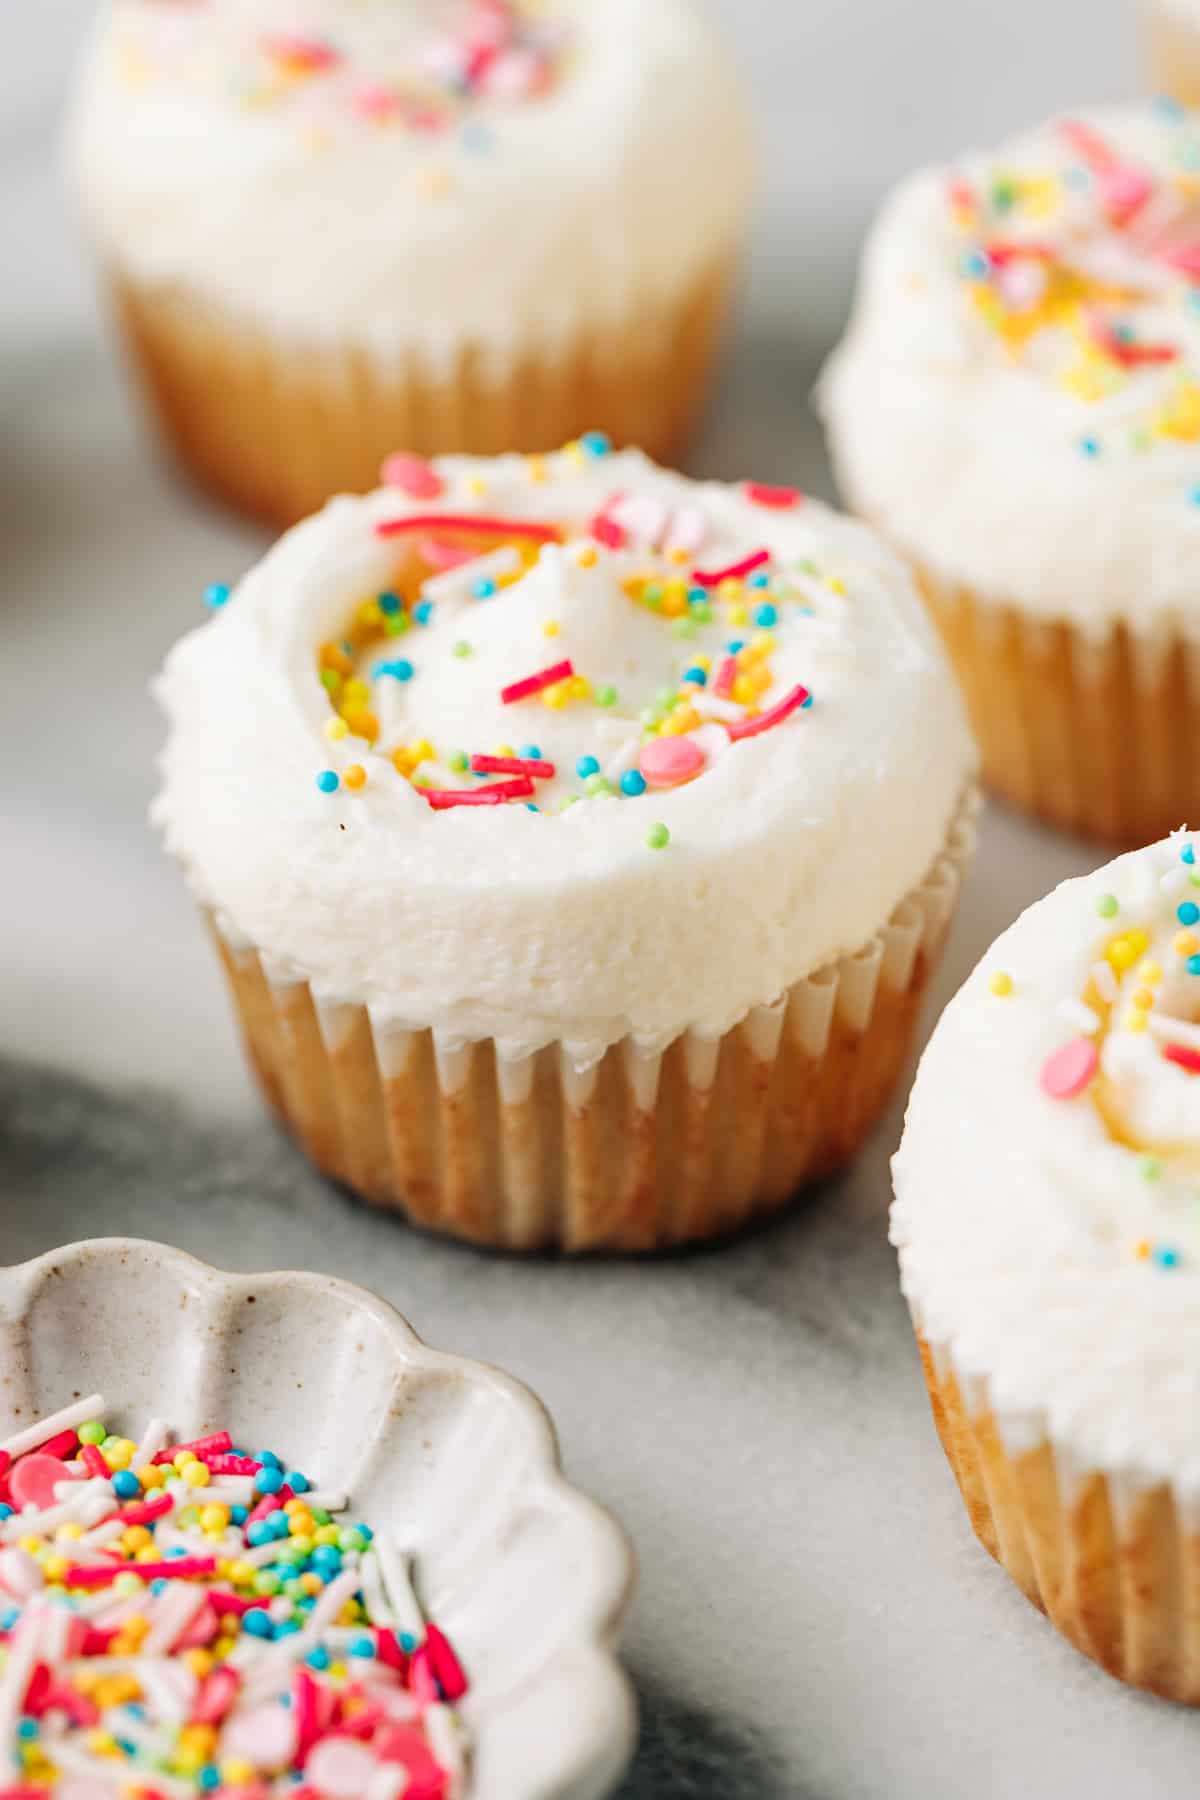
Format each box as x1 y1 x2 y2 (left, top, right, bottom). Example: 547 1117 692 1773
209 436 829 849
990 833 1200 1272
116 0 567 146
0 1396 467 1797
949 104 1200 492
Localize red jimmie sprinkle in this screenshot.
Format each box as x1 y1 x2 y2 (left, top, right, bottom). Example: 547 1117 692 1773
80 1445 110 1480
118 1490 174 1528
500 658 574 705
425 1622 469 1701
38 1430 79 1462
727 684 811 741
424 777 535 810
375 513 561 545
692 549 770 588
61 1556 218 1589
1164 1042 1200 1075
469 754 555 779
152 1433 232 1466
1089 314 1179 368
744 482 803 511
713 655 738 700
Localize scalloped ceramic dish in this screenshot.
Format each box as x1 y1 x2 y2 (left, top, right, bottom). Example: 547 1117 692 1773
0 1239 636 1799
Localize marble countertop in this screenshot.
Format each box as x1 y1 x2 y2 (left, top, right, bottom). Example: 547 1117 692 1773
7 3 1198 1795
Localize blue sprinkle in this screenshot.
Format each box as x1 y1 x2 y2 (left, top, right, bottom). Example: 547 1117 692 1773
16 1719 37 1742
112 1470 140 1500
958 249 990 279
1184 843 1196 864
681 666 707 687
414 601 434 625
472 578 498 599
254 1466 285 1496
150 1578 169 1596
198 1766 221 1791
525 802 539 812
243 1609 274 1639
203 582 231 610
1080 436 1101 458
378 593 401 616
306 1645 331 1671
0 1609 18 1633
316 770 339 795
753 603 778 627
801 692 815 709
581 431 612 457
1155 93 1187 119
620 770 647 798
1187 955 1200 977
358 1525 374 1543
1179 902 1200 927
269 1512 291 1538
374 659 414 682
746 571 771 590
519 744 543 761
398 1631 418 1654
258 1450 282 1470
167 1546 189 1559
1154 1245 1181 1269
288 1472 309 1495
727 639 745 655
349 1635 376 1658
1064 163 1092 189
0 1506 14 1524
1189 483 1200 508
231 1505 248 1526
576 755 600 779
274 1618 302 1637
687 587 709 607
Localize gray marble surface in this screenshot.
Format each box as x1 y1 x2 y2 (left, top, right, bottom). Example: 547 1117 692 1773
6 2 1198 1795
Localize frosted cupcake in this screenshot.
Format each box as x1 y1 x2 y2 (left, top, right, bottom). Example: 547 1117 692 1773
822 105 1200 844
1145 5 1200 105
894 833 1200 1701
68 1 752 528
154 443 977 1251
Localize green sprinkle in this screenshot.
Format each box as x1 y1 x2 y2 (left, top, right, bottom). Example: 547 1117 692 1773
452 640 472 659
1096 893 1119 919
320 670 342 694
448 750 469 773
78 1422 107 1447
596 684 618 708
642 583 663 610
688 601 713 624
671 618 697 640
254 1571 282 1596
1139 1155 1163 1183
584 773 613 796
646 822 670 850
385 613 410 637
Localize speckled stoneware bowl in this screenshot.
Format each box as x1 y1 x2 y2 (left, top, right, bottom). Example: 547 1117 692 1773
0 1239 637 1800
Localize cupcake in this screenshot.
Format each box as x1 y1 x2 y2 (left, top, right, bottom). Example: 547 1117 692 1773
1145 4 1200 105
153 443 977 1252
67 1 752 529
821 104 1200 844
894 833 1200 1701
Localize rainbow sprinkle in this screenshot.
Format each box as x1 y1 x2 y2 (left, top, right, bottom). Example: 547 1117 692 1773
0 1397 467 1795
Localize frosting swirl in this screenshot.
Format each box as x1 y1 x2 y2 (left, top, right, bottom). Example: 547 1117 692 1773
154 447 975 1056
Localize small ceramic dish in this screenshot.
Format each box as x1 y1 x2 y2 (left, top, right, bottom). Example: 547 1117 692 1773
0 1238 637 1799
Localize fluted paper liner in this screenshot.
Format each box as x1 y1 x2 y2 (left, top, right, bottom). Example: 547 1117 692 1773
914 1323 1200 1703
106 256 738 528
204 791 976 1251
914 564 1200 845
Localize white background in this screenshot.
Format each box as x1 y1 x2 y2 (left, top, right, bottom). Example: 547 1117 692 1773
7 4 1196 1796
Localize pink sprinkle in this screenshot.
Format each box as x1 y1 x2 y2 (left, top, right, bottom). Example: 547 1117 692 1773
500 658 574 705
425 1621 469 1700
305 1739 377 1799
204 1454 262 1477
353 82 400 122
261 33 340 72
409 1643 441 1704
639 736 707 791
62 1556 217 1588
727 684 811 741
152 1433 232 1466
10 1452 81 1512
1089 314 1178 367
692 549 771 588
191 1666 241 1726
1099 164 1154 226
1164 1042 1200 1075
1059 118 1116 171
1039 1037 1099 1100
80 1445 110 1481
713 655 738 700
118 1492 173 1528
37 1430 80 1462
380 453 444 501
424 777 535 809
470 754 555 779
419 537 477 572
376 512 560 545
1160 239 1200 280
590 512 627 550
744 482 803 511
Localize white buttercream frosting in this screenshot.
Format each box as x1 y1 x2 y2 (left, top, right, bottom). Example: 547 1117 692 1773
893 834 1200 1490
820 104 1200 635
153 446 975 1056
67 0 752 358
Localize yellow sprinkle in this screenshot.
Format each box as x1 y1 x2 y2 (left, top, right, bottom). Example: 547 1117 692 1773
180 1463 209 1489
344 709 380 743
718 578 743 600
661 580 688 618
200 1504 230 1533
726 603 749 627
1137 960 1163 985
732 675 757 706
222 1762 256 1788
526 457 548 484
750 630 776 658
569 674 591 700
56 1523 83 1542
184 1650 215 1680
988 971 1013 997
666 547 690 566
827 576 847 596
1175 930 1199 957
343 763 367 791
136 1464 165 1490
465 475 487 498
694 654 712 672
324 716 349 743
357 601 382 628
1126 1009 1149 1034
493 743 515 759
343 678 370 706
1134 1238 1152 1260
42 1555 68 1582
1132 987 1155 1012
543 684 569 710
542 619 560 638
575 544 599 569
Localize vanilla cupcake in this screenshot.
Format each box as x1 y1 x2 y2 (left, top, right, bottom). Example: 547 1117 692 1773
1145 4 1200 105
68 1 752 527
822 105 1200 844
153 444 976 1251
894 833 1200 1701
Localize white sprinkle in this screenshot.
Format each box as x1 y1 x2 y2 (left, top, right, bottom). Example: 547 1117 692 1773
0 1395 106 1459
602 735 642 783
0 1606 44 1766
376 1538 426 1644
1057 1000 1100 1035
134 1418 170 1467
298 1489 348 1514
425 1703 468 1785
142 1582 210 1655
1090 960 1119 1004
1160 865 1189 898
691 692 744 724
421 544 521 606
1147 1011 1200 1050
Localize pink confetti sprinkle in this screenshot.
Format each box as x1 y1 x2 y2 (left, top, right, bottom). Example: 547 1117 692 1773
11 1453 80 1512
380 453 444 501
500 658 573 705
1039 1037 1099 1100
352 82 401 123
692 548 771 588
744 482 803 511
727 684 811 741
1099 164 1154 226
638 735 707 791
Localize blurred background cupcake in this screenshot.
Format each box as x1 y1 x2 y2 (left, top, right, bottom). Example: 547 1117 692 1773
67 0 753 528
1144 2 1200 103
820 102 1200 845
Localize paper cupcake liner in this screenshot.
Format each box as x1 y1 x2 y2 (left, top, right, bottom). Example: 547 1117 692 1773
913 1325 1200 1703
203 790 977 1252
914 566 1200 844
106 257 738 529
1143 3 1200 105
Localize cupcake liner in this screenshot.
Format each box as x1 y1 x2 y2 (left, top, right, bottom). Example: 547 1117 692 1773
205 790 977 1252
1143 4 1200 105
914 565 1199 844
913 1324 1200 1702
106 257 738 529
